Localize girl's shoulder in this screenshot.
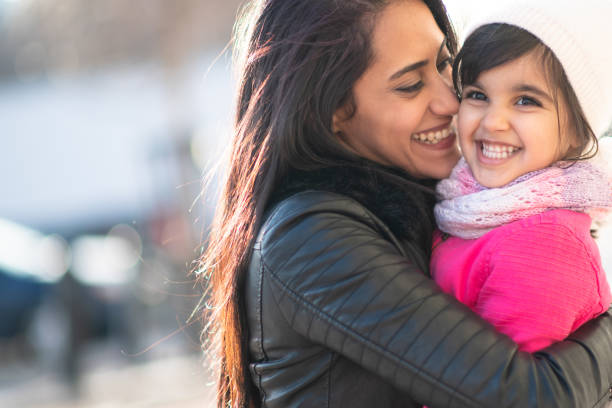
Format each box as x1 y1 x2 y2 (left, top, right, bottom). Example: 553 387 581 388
436 210 593 254
498 209 593 241
486 209 598 265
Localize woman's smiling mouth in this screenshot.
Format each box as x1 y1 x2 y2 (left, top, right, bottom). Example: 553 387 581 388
411 126 454 145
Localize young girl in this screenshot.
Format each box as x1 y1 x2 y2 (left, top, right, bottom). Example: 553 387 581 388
431 0 612 353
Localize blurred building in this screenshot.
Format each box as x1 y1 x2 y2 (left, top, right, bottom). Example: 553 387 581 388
0 0 241 406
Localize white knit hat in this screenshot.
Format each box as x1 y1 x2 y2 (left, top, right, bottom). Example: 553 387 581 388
463 0 612 137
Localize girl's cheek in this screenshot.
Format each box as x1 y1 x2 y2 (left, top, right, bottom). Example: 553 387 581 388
457 108 473 140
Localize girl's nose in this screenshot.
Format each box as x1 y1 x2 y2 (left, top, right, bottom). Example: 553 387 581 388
481 105 510 132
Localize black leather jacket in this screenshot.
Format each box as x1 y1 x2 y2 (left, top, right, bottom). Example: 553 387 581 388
245 187 612 408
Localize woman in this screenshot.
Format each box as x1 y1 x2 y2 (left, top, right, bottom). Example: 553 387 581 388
200 0 612 407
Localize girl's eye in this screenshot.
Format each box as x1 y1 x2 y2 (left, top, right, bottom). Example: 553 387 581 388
464 90 487 101
396 82 424 94
516 96 542 107
437 57 453 72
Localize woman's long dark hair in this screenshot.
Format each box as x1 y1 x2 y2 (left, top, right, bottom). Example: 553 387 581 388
199 1 457 407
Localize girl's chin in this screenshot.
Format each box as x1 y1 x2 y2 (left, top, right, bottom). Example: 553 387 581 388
471 167 515 188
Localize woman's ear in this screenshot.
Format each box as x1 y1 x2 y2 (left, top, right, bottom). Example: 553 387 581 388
332 110 344 135
332 105 360 155
332 104 350 136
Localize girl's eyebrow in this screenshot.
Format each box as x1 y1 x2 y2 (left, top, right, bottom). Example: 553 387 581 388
465 81 483 90
388 36 448 82
512 84 553 102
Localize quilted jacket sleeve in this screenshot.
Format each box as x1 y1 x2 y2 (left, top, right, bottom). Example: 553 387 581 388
259 192 612 408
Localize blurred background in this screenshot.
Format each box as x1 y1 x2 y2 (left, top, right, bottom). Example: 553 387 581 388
0 1 610 407
0 0 240 406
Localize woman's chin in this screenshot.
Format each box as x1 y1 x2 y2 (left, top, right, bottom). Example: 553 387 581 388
425 151 461 180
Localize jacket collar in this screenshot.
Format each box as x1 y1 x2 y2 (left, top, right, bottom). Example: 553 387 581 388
270 161 437 253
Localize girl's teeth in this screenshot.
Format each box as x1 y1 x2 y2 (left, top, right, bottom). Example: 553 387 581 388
481 142 519 159
412 128 451 144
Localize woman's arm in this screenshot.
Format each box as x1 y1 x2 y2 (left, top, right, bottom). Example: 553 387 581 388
259 193 612 408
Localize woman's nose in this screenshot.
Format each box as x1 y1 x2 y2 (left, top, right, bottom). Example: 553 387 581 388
430 74 459 116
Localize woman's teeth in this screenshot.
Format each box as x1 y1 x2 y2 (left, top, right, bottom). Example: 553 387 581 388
481 142 520 159
411 127 451 144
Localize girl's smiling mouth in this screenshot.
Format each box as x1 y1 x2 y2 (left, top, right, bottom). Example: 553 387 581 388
477 140 521 162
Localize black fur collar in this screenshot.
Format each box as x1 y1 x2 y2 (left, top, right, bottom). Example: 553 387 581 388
269 162 437 252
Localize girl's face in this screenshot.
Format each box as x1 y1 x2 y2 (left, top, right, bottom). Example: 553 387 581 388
333 0 461 179
458 49 576 188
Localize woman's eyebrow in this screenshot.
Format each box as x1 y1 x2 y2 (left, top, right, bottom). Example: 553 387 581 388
437 36 448 58
388 37 448 82
389 60 427 81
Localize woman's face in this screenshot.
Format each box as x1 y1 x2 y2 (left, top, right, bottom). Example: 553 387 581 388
333 0 461 179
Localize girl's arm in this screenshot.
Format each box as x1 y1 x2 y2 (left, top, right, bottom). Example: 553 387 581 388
259 193 612 408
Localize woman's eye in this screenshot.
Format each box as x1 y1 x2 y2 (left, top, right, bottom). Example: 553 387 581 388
516 96 541 107
464 90 487 101
396 82 424 94
436 57 453 72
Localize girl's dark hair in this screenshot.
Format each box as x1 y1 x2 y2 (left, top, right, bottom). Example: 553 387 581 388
199 1 456 407
453 23 598 161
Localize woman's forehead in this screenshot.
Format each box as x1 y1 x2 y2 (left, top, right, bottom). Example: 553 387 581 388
370 1 445 71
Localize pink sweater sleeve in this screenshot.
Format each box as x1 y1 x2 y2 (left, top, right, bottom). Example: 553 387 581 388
474 221 611 353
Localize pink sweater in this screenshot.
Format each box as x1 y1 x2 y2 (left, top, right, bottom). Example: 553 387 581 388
430 209 611 352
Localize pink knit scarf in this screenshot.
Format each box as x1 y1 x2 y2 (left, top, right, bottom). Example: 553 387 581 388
435 140 612 239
